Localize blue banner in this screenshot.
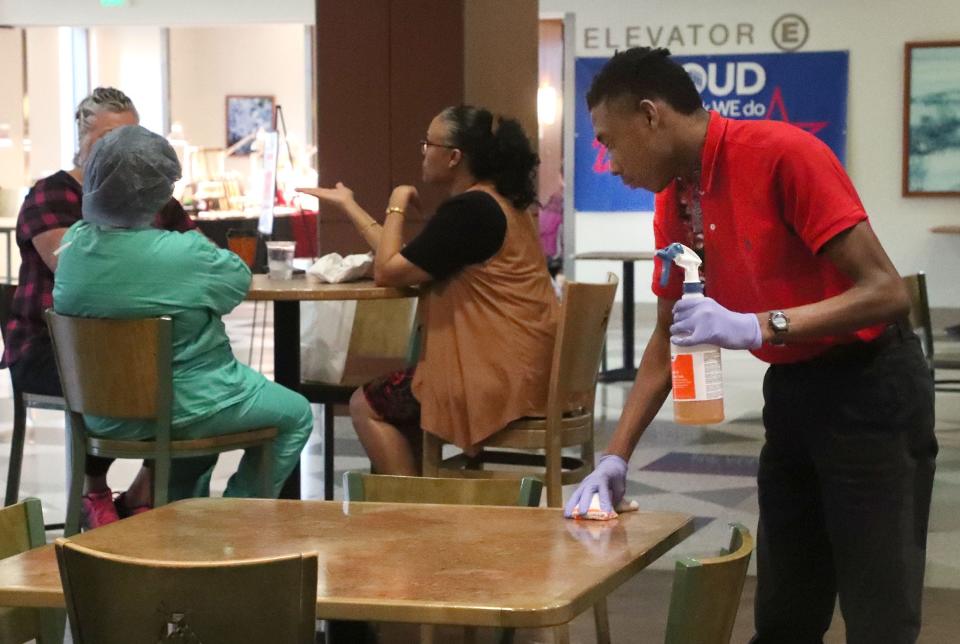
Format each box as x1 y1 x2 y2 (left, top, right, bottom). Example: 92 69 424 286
574 51 849 212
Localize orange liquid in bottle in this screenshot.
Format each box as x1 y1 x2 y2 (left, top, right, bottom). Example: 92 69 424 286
673 398 724 425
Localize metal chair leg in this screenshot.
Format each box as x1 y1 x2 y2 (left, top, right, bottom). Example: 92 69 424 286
593 598 611 644
4 390 26 506
324 404 335 500
64 418 86 537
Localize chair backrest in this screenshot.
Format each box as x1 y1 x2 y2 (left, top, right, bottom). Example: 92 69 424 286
56 539 318 644
340 298 417 385
343 472 543 507
902 272 934 366
664 523 754 644
548 274 618 415
0 497 45 561
45 311 172 422
0 499 50 643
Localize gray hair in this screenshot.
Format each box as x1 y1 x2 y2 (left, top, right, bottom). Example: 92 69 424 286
73 87 139 166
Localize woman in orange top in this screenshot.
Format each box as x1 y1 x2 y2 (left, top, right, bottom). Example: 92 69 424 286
299 105 557 475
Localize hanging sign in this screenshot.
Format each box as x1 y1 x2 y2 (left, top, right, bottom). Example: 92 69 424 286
574 50 849 212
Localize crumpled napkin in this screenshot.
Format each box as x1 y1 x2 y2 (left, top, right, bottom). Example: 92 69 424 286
307 252 374 283
571 492 640 521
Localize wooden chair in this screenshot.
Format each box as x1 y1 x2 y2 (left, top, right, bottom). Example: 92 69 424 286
45 311 278 536
343 471 543 507
422 274 619 508
0 498 65 644
343 472 542 644
300 297 418 499
56 538 318 644
664 523 754 644
903 272 960 392
0 283 66 525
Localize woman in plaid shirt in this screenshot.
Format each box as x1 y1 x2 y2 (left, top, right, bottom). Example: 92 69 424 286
1 87 195 529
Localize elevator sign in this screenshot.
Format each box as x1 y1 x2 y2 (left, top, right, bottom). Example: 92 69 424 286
574 51 849 212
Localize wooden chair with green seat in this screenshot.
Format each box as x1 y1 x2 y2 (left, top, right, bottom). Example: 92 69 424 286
46 311 278 536
0 498 65 644
299 297 418 500
343 472 543 644
902 272 960 392
421 274 618 508
664 523 754 644
56 538 318 644
0 283 66 530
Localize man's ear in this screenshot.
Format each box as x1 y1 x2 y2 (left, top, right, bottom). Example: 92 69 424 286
637 99 660 129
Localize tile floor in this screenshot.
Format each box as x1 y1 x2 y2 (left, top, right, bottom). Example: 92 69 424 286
2 300 959 642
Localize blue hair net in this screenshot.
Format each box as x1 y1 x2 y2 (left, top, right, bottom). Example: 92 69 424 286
82 125 181 229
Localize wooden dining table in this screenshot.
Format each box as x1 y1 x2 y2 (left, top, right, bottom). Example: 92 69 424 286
0 498 692 634
246 275 417 499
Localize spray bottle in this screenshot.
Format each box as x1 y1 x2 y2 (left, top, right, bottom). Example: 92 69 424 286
656 243 724 425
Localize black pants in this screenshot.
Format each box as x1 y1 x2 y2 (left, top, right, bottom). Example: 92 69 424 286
9 340 114 477
752 325 937 644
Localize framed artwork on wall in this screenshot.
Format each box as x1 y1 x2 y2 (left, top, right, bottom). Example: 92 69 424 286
225 95 275 155
903 41 960 196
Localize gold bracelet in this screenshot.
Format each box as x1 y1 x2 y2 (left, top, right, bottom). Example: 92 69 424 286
385 206 405 216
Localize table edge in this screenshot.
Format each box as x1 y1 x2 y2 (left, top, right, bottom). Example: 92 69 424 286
313 515 695 628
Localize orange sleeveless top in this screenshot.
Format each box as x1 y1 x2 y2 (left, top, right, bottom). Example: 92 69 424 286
412 189 558 448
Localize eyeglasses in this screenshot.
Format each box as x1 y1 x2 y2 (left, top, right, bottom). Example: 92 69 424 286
419 139 457 154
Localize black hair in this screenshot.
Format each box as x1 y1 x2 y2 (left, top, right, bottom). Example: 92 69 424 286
439 105 539 209
586 47 702 114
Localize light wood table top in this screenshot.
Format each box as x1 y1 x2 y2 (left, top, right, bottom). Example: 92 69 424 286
246 274 417 301
0 498 692 628
575 251 655 262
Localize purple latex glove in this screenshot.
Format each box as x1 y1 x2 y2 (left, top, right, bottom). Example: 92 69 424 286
564 454 627 519
670 297 762 350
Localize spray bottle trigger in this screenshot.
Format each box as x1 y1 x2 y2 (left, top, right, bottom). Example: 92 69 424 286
655 243 685 287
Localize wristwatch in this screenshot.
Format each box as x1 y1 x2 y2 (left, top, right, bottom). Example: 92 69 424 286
768 311 789 344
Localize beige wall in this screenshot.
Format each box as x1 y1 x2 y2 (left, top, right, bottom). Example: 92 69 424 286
464 0 539 150
168 25 307 177
25 28 64 182
90 27 166 135
0 29 25 196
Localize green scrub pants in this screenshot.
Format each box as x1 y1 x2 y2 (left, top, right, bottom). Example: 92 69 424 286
92 381 314 500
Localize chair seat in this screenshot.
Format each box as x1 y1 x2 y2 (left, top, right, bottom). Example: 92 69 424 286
21 394 66 411
480 410 593 449
88 427 278 459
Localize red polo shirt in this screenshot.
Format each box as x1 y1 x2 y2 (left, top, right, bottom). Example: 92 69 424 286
652 111 886 364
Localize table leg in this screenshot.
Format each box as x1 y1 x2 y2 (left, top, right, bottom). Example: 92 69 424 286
273 300 303 500
598 259 638 383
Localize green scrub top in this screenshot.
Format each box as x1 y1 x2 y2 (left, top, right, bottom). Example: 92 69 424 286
53 222 265 437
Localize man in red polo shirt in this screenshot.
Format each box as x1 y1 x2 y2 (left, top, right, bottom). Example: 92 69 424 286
565 48 936 644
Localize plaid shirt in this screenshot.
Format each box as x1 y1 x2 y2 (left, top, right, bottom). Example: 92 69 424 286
1 170 196 368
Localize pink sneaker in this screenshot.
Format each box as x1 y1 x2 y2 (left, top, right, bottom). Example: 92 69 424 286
81 489 120 529
114 491 151 519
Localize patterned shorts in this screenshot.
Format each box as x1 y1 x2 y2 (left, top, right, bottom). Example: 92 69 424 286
362 367 422 440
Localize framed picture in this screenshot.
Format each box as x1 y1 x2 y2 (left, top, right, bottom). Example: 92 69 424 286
903 41 960 196
225 95 275 155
